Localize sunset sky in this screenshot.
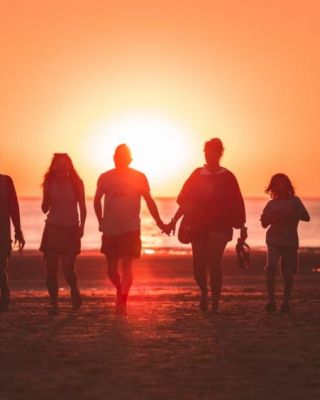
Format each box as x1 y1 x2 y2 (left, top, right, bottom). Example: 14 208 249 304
1 0 319 197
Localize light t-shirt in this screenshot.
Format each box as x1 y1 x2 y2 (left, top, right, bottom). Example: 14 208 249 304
96 168 150 236
260 196 310 248
45 180 80 226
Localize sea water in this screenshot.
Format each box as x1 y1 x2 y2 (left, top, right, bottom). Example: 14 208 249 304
18 198 320 253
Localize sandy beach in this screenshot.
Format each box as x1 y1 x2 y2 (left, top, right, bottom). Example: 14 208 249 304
1 250 320 400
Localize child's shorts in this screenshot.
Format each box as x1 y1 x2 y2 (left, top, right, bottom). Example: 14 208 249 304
266 245 298 276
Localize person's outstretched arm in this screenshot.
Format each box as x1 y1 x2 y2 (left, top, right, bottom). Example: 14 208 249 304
8 177 25 249
166 170 196 234
143 192 165 231
94 176 104 230
78 180 87 237
172 207 184 223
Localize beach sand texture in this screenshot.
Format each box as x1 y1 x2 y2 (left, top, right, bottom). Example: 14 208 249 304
1 251 320 400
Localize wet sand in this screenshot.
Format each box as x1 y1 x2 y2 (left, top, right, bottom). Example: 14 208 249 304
1 251 320 400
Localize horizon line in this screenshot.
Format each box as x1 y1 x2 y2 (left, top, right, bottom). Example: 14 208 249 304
18 195 320 201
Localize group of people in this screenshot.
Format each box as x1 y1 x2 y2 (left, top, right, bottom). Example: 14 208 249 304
0 138 310 315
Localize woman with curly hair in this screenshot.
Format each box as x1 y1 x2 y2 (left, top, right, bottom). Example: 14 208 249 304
40 153 86 315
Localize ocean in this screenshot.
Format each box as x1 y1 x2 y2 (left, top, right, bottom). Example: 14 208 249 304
18 197 320 253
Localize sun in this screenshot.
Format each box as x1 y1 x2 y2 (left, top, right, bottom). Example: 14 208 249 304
84 112 193 185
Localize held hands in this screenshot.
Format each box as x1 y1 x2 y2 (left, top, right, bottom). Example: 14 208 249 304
156 219 177 236
156 220 170 236
166 219 177 235
158 219 177 236
14 230 25 251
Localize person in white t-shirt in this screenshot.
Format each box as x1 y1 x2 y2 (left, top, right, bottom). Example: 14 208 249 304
94 144 166 315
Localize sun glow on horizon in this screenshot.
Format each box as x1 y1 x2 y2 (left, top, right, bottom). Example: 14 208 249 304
84 112 195 186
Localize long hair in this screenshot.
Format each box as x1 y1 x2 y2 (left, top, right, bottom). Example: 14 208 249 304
265 173 295 199
42 153 82 198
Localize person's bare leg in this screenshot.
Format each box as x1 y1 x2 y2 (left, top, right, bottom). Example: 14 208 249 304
207 233 227 313
266 268 276 304
264 246 280 312
62 254 82 309
120 257 133 315
210 264 222 313
282 272 293 312
121 257 133 296
280 253 295 312
106 257 122 309
265 267 277 312
45 253 59 314
191 240 208 310
0 257 10 311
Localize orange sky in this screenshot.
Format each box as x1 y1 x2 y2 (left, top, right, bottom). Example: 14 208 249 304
1 0 320 197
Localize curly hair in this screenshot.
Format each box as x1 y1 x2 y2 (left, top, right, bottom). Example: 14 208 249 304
42 153 82 198
265 173 295 199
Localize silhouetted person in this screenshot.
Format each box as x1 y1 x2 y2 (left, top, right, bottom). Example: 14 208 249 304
0 174 25 311
94 144 165 316
166 138 247 313
261 173 310 313
40 154 86 315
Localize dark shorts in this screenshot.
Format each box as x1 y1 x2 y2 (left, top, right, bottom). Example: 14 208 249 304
266 245 298 276
101 231 141 260
39 223 81 256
